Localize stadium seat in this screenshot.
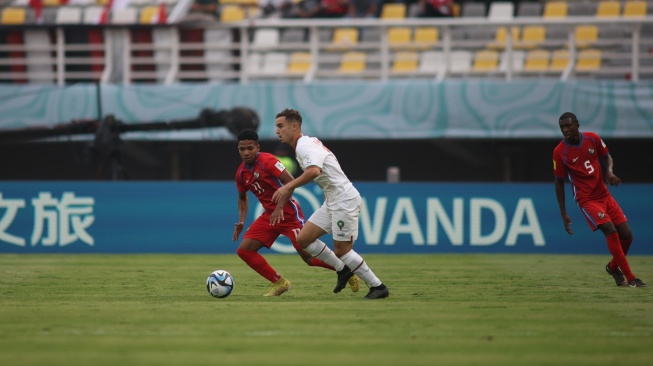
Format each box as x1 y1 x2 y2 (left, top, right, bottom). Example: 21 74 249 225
576 49 601 71
523 49 550 71
574 25 598 48
83 6 104 25
461 2 486 18
543 2 567 18
472 49 499 72
338 52 366 73
518 26 545 49
252 29 280 49
111 8 138 24
550 49 570 71
43 0 64 6
623 1 647 17
380 3 406 19
388 27 411 49
280 28 305 43
413 27 438 49
361 27 382 43
139 6 160 24
499 50 525 72
55 6 82 24
247 53 263 74
418 51 444 74
391 51 419 73
568 2 597 17
220 5 245 23
596 1 621 18
489 26 520 50
331 28 359 49
1 7 27 24
449 51 472 73
487 2 514 21
288 52 312 74
517 2 542 17
261 52 288 75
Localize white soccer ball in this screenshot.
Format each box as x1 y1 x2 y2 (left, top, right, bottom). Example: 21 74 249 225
206 270 235 298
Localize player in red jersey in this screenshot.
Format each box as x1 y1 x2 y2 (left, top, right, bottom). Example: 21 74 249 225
233 129 360 296
553 112 646 288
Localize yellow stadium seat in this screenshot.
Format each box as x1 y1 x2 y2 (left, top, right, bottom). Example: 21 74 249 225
288 52 312 74
489 27 520 49
574 25 598 48
392 52 419 72
543 2 567 18
576 49 601 71
518 26 545 49
388 27 411 49
623 1 647 17
472 49 499 72
550 49 570 71
1 7 26 25
381 3 406 19
96 0 111 5
332 28 359 49
596 1 621 18
524 49 550 71
220 5 245 23
338 52 366 73
139 6 159 24
43 0 63 6
413 27 438 49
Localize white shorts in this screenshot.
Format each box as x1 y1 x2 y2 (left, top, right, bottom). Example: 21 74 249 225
308 195 361 242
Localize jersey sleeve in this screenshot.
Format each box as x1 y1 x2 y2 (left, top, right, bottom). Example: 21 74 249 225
296 138 328 170
259 153 286 178
587 132 609 158
552 145 567 179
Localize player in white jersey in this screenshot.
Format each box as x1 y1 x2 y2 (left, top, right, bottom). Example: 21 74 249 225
272 108 389 299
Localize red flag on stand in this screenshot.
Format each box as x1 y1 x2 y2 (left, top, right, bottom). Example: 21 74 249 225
28 0 43 24
157 4 168 24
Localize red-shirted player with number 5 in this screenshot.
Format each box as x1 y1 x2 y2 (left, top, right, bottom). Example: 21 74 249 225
233 129 360 297
553 112 646 288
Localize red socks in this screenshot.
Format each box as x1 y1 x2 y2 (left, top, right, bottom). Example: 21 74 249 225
237 248 280 282
606 232 635 281
309 258 335 271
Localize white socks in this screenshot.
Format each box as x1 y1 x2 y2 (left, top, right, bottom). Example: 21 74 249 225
340 250 382 287
305 240 345 272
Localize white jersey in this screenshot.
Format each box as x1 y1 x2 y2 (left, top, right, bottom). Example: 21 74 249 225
295 135 359 205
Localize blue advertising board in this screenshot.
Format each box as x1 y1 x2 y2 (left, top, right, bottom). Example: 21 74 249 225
1 182 651 254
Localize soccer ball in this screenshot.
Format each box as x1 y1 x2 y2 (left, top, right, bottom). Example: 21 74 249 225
206 270 234 298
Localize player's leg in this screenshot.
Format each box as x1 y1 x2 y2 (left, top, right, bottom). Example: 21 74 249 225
331 196 389 299
237 218 291 296
298 207 348 272
607 198 645 287
281 223 335 270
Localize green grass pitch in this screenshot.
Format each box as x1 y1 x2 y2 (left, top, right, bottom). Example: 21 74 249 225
1 253 652 366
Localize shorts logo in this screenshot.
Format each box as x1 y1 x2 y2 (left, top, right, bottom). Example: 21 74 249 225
598 212 605 219
337 220 345 230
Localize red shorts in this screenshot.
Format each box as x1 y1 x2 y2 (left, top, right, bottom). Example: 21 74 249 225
243 214 304 250
579 195 627 231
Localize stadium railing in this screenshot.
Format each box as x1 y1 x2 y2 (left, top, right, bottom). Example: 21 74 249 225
1 12 652 84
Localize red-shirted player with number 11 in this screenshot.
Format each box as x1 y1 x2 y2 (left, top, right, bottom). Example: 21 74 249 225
233 129 360 296
553 112 646 288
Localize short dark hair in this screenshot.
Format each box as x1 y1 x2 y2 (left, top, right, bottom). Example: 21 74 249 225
559 112 578 124
276 108 302 125
237 128 258 142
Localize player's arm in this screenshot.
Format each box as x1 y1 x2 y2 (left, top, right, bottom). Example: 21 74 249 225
269 170 295 225
233 191 248 242
271 166 321 204
602 153 621 187
554 177 574 235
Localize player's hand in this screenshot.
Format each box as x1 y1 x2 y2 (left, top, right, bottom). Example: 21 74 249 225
605 172 621 187
562 213 574 235
272 186 290 204
232 222 244 242
270 209 284 226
